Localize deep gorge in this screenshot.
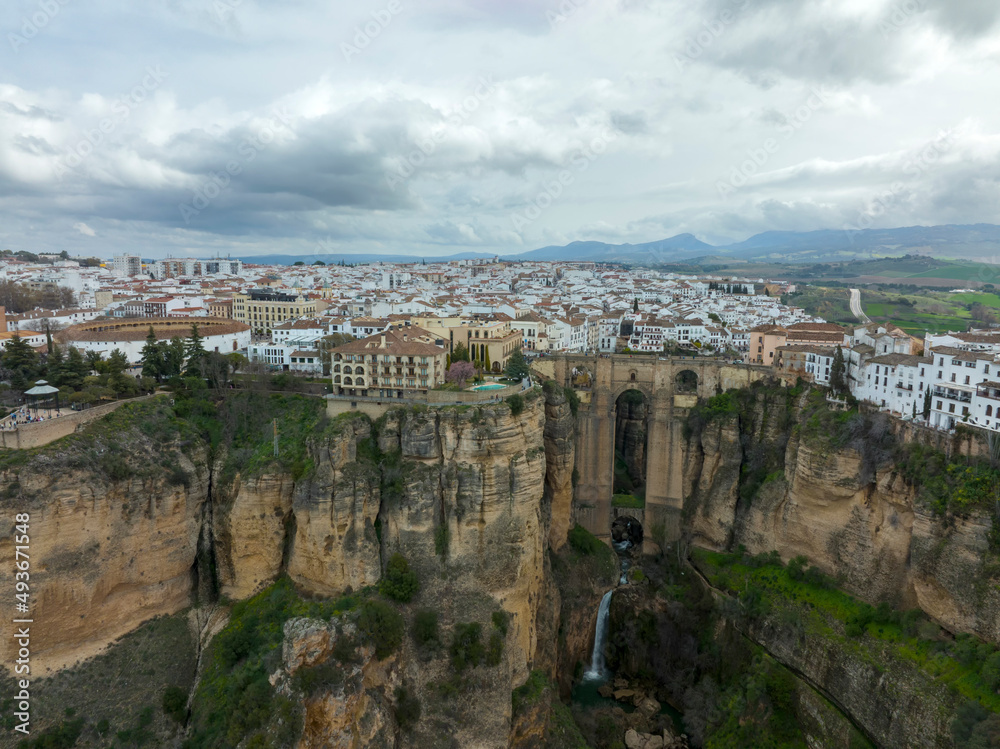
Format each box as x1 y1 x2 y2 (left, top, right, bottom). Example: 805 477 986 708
2 378 1000 748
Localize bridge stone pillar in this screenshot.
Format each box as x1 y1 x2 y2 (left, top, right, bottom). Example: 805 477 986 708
573 384 614 541
643 391 686 544
569 356 614 541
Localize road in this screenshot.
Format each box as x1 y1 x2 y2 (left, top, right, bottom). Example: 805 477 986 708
849 288 871 324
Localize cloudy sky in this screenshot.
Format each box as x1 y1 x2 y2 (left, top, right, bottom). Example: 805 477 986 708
2 0 999 259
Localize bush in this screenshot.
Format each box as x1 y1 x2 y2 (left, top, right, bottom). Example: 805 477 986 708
16 718 85 749
163 685 187 725
512 670 548 716
293 661 346 695
357 599 405 660
380 553 420 603
506 393 525 416
450 622 485 671
563 387 580 416
486 630 505 666
395 686 421 732
491 610 509 636
412 609 440 648
568 524 604 556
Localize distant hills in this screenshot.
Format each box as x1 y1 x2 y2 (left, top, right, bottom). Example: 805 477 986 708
238 224 1000 266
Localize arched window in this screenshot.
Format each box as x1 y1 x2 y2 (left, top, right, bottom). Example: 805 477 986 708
356 377 365 386
344 377 353 385
630 372 636 381
344 366 353 374
988 405 994 417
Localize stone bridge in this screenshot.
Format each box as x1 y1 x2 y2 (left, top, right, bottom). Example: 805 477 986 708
546 354 773 545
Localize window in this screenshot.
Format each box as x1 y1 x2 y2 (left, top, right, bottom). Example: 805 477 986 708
949 403 955 413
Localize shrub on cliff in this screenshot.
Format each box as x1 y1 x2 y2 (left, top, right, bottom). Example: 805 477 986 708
357 599 404 659
450 622 485 671
412 609 440 649
380 553 420 603
506 393 525 416
568 524 604 556
162 685 187 725
394 686 421 732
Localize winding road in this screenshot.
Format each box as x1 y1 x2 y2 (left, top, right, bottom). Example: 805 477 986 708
849 288 871 324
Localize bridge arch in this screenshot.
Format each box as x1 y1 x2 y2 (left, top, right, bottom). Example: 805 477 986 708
609 381 654 403
674 369 698 393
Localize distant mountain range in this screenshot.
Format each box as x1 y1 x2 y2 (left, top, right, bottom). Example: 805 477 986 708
238 224 1000 266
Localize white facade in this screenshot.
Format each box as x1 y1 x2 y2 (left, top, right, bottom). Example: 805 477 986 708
65 327 251 363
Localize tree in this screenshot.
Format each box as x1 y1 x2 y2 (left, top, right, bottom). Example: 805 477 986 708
829 346 846 394
484 346 492 372
46 345 66 386
63 347 90 390
226 352 248 375
106 349 129 375
2 334 39 391
504 349 530 381
447 361 475 388
202 351 232 392
923 389 932 421
184 325 206 377
633 298 639 312
380 553 420 603
452 342 470 363
140 327 164 381
85 350 103 373
164 338 186 379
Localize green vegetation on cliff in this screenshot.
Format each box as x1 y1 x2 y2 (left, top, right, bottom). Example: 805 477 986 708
185 578 402 749
693 548 1000 734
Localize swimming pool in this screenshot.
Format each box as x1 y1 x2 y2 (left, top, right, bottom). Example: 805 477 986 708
471 383 505 391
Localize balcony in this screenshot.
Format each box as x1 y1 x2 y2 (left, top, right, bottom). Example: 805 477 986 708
932 388 972 403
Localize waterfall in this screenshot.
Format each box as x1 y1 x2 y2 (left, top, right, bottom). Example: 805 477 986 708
583 589 614 682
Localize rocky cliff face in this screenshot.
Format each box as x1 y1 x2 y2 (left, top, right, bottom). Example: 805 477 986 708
0 400 210 674
286 416 382 597
682 388 1000 646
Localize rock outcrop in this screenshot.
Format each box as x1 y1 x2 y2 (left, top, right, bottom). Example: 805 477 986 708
682 388 1000 646
0 404 209 674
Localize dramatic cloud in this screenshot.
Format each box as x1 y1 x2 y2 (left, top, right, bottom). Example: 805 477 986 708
0 0 998 257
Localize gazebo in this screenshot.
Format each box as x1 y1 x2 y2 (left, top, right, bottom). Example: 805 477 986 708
24 379 60 418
